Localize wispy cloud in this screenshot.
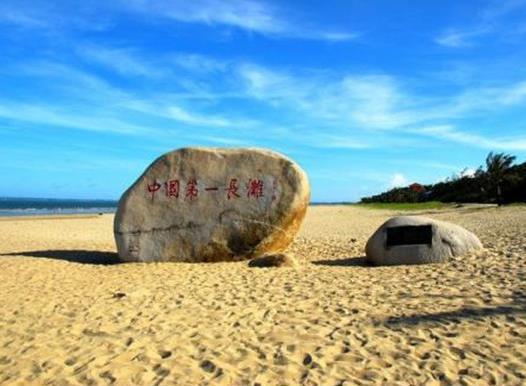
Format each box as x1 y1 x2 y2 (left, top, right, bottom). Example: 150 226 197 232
435 27 492 47
16 61 129 104
4 45 526 154
120 98 255 128
314 31 359 42
237 64 418 129
123 0 358 42
303 134 371 149
129 0 283 34
1 59 254 137
0 1 111 31
169 53 228 73
390 160 464 172
237 62 526 150
435 0 526 47
1 1 360 44
243 63 526 118
0 102 153 135
76 45 169 78
480 0 526 19
450 81 526 112
416 125 526 150
164 105 232 127
0 7 48 28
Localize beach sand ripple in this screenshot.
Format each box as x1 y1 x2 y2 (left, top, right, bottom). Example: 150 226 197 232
0 206 525 385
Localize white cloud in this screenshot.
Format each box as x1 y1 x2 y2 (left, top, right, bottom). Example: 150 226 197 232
304 135 371 149
390 173 408 188
17 61 129 104
121 98 261 129
15 59 248 129
435 0 526 47
77 45 168 78
314 31 359 42
6 54 526 152
416 125 526 150
480 0 526 20
435 27 492 47
2 0 360 43
165 105 231 127
237 62 526 147
199 136 248 145
460 168 476 178
0 8 48 28
0 1 111 31
141 0 283 34
169 54 228 73
124 0 358 42
390 159 465 172
0 102 152 135
237 64 419 129
451 81 526 112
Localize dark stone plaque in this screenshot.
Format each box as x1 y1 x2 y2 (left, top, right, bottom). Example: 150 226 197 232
386 225 432 247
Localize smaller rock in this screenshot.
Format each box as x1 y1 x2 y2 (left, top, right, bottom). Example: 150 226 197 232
248 253 298 268
365 216 483 266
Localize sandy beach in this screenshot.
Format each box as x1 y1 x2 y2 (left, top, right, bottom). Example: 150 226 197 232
0 205 524 385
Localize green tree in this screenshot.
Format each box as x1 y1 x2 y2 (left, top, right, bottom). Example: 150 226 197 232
485 152 516 205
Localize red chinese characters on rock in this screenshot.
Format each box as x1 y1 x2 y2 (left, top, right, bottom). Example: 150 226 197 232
226 178 240 200
247 178 264 198
146 177 273 201
185 178 198 200
147 181 161 201
164 179 180 198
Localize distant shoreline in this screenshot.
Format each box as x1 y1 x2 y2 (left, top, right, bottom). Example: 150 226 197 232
0 197 360 218
0 198 511 218
0 197 118 217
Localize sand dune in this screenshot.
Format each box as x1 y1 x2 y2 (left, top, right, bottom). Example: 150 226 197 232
0 206 525 385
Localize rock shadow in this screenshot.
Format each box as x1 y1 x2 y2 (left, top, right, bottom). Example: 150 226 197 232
312 256 372 267
1 250 121 265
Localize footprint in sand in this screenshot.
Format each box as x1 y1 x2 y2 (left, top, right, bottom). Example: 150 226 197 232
158 350 172 359
99 370 116 384
200 359 216 373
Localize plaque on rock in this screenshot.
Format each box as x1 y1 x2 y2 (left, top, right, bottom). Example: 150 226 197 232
386 225 432 248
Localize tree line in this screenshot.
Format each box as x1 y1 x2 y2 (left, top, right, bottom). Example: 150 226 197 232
361 152 526 205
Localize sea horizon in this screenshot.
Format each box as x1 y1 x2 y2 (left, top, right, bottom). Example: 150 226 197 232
0 197 119 217
0 196 357 217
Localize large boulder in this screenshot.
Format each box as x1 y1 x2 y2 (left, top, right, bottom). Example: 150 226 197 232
114 147 310 262
365 216 483 266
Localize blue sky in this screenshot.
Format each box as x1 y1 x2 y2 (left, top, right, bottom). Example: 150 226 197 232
1 0 526 202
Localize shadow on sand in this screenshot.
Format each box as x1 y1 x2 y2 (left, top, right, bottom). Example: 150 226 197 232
385 290 526 326
312 256 372 267
1 250 121 265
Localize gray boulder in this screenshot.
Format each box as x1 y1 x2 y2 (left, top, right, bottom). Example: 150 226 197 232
114 147 310 262
365 216 483 266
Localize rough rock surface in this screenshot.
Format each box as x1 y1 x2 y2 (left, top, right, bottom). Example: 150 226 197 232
114 147 310 262
365 216 483 265
248 253 298 268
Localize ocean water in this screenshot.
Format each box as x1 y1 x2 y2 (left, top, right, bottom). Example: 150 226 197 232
0 197 118 217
